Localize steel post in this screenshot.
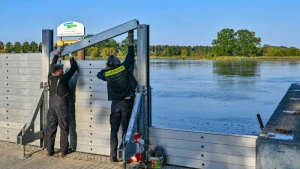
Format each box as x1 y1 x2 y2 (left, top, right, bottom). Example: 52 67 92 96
42 29 53 148
137 24 150 161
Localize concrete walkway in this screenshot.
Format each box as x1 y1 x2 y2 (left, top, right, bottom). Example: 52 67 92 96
0 141 189 169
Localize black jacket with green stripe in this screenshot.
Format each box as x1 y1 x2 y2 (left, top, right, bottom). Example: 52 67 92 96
97 46 137 101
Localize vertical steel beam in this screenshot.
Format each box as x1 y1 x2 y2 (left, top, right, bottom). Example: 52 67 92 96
137 24 150 161
42 29 53 148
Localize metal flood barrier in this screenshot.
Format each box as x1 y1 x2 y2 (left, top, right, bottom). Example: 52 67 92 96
0 19 151 163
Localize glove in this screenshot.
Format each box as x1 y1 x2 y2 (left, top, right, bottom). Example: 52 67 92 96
128 30 134 46
69 52 73 59
56 46 64 53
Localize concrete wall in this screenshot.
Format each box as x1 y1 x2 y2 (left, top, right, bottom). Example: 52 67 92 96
257 84 300 169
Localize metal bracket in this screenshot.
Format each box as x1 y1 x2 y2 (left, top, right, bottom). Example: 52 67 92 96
117 92 143 162
136 85 147 96
42 82 49 91
16 88 45 159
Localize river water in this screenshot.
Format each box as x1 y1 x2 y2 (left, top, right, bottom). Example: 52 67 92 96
150 59 300 135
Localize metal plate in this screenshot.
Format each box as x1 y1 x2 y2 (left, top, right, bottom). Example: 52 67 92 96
0 101 33 110
75 99 111 108
0 88 40 96
62 60 106 69
0 95 37 103
0 75 42 82
0 108 32 116
0 68 42 75
75 91 107 100
76 84 107 92
149 136 255 157
148 145 255 167
0 61 42 68
75 114 109 124
0 121 30 129
0 127 20 135
166 156 255 169
149 127 257 147
75 106 110 116
0 115 31 123
76 122 110 131
0 81 40 89
0 53 42 61
76 76 106 85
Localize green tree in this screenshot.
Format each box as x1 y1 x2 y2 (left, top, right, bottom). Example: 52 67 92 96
38 42 42 52
212 28 235 56
22 41 30 53
0 41 4 50
234 29 261 56
5 42 13 53
289 47 298 56
212 29 261 57
101 47 115 57
181 49 188 56
14 42 22 53
87 46 100 58
29 41 38 52
120 37 137 55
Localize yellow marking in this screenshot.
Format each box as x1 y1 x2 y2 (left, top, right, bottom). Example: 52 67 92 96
105 65 125 77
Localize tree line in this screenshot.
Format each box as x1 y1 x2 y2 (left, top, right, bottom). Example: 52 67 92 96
0 41 41 53
1 29 300 58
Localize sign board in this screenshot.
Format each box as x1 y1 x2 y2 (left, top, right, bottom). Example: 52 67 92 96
57 21 85 37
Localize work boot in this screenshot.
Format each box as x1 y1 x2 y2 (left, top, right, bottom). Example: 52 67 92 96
47 151 54 156
68 148 75 153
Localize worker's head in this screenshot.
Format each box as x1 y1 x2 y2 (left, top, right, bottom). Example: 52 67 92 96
106 55 121 68
51 64 64 75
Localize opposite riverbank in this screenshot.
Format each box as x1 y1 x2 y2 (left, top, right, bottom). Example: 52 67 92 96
80 55 300 61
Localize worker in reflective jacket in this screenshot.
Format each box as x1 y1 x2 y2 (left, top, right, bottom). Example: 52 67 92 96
47 46 78 157
97 30 137 162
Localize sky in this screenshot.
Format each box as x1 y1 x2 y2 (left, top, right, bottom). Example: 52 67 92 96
0 0 300 47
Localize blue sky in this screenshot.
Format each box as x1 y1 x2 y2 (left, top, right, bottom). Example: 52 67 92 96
0 0 299 47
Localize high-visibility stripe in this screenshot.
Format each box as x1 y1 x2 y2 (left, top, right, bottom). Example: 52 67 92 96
105 65 125 77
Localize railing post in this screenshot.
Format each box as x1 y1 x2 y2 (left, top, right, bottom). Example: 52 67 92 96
42 29 53 148
137 24 150 161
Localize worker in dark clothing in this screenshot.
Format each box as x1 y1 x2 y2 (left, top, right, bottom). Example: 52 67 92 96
97 30 137 162
47 47 78 157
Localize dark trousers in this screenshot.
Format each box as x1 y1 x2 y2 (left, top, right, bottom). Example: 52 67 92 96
47 94 69 155
110 99 134 158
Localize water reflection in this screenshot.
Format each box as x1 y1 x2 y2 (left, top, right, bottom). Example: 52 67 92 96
150 60 209 69
213 60 259 77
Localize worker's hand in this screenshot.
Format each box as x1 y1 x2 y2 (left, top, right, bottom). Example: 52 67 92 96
69 53 73 59
56 46 65 56
128 30 134 46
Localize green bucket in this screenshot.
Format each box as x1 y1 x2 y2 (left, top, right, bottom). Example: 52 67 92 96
150 156 164 169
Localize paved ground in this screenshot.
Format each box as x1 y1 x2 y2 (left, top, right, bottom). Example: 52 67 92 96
0 141 190 169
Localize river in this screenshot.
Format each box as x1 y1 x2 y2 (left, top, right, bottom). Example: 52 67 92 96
150 59 300 135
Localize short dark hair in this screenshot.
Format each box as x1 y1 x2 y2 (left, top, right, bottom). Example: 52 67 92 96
106 55 121 67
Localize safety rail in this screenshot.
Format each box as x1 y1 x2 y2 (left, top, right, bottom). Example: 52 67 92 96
117 85 147 164
16 82 47 159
